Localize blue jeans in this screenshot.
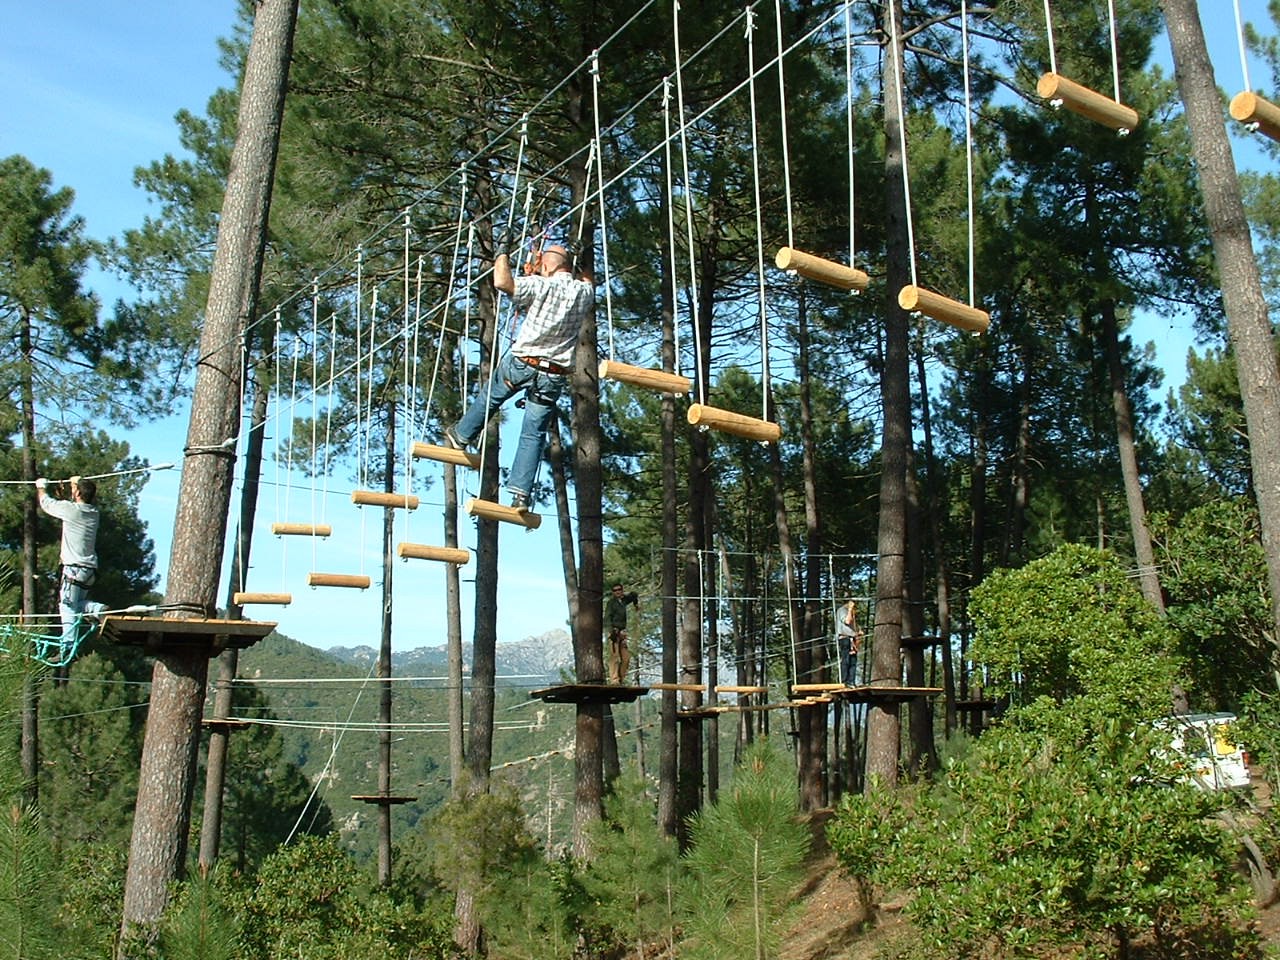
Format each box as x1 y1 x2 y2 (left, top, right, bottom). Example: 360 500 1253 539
59 564 95 640
455 352 564 498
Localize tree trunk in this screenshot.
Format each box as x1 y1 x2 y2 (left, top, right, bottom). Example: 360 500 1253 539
866 0 910 790
20 309 39 805
658 238 680 837
1163 0 1280 639
120 0 296 946
441 350 465 794
376 401 396 886
1100 300 1165 613
200 344 271 870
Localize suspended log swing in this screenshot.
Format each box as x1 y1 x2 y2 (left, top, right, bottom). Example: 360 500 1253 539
465 497 542 530
598 359 691 396
1035 2 1139 134
412 440 480 469
1230 91 1280 143
898 285 990 334
774 247 869 292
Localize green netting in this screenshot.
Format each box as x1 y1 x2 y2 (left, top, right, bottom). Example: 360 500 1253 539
0 616 100 668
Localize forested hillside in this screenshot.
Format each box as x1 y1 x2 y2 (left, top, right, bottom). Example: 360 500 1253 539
4 0 1280 957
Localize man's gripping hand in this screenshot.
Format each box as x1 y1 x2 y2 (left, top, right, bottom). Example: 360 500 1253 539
35 478 47 490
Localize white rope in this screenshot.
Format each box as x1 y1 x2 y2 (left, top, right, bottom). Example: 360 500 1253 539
320 308 338 570
402 210 413 544
845 0 857 268
962 0 977 309
590 52 617 360
1042 0 1058 77
774 0 795 250
888 1 919 289
662 77 685 380
364 284 377 495
1234 0 1252 91
1107 0 1122 106
746 8 771 425
673 0 706 406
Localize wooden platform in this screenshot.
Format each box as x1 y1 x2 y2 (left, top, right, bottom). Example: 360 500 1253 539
900 635 941 650
530 683 646 705
790 683 941 704
351 794 417 805
101 615 276 654
201 718 251 732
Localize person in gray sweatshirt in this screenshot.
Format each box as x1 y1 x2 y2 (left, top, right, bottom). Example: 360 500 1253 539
36 476 100 637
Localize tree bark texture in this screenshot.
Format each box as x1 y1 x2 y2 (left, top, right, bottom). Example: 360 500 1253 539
1164 0 1280 640
866 0 909 790
658 235 680 837
121 0 297 946
20 310 38 804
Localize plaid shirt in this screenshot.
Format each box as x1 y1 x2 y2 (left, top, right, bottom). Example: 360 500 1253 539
510 270 594 367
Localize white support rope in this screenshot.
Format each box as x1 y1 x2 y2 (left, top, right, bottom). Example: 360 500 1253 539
590 51 617 360
1233 0 1252 91
961 0 977 309
662 77 685 381
888 1 920 289
845 0 857 268
746 8 771 425
673 0 707 406
1042 0 1058 77
1106 0 1122 106
774 0 795 250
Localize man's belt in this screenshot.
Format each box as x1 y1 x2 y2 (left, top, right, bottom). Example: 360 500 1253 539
519 355 569 376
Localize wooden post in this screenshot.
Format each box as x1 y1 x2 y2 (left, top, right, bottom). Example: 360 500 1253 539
411 441 480 469
1229 91 1280 143
271 522 332 536
774 247 870 291
686 404 782 443
307 572 372 589
464 497 542 529
598 360 692 395
397 542 471 565
351 490 419 510
898 285 991 333
231 592 292 605
1036 72 1139 132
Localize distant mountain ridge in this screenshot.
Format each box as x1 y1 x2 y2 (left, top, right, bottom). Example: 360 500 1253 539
326 627 574 683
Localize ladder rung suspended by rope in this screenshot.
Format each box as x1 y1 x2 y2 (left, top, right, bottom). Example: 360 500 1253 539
687 404 782 443
898 285 990 334
714 684 768 695
397 542 471 565
232 592 293 606
464 497 542 529
411 440 480 469
774 247 869 292
597 360 692 395
271 522 332 537
1230 91 1280 143
307 572 372 589
649 682 706 692
1036 72 1139 132
351 490 419 510
791 682 846 693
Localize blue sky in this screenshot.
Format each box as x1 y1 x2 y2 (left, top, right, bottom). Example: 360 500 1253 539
1 2 1275 653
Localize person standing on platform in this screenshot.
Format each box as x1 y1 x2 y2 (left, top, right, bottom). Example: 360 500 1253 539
835 598 863 686
36 476 100 638
605 581 640 685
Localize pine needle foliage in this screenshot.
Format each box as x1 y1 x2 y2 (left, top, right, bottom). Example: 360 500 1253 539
158 869 239 960
680 740 809 960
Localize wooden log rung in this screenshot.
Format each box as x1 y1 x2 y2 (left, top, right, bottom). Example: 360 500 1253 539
791 682 846 693
397 542 471 565
898 285 991 334
1036 72 1139 132
774 246 870 291
271 522 332 537
714 684 768 694
598 359 692 395
307 572 372 589
1230 91 1280 143
232 592 293 606
411 441 480 469
351 490 419 510
649 682 706 692
687 403 782 443
464 497 542 529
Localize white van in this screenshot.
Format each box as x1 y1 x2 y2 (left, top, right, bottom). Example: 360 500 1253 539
1157 713 1251 791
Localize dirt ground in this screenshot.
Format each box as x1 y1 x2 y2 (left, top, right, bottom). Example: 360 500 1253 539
778 809 1280 960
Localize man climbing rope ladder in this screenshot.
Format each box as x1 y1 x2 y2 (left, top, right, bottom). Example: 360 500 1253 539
445 238 594 512
35 476 100 639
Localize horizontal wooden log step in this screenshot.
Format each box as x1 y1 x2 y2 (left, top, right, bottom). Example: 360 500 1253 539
774 246 870 291
648 682 707 692
1230 91 1280 143
411 440 480 469
598 359 692 395
271 522 332 537
714 684 768 694
201 718 251 731
397 542 471 564
791 683 846 693
351 490 419 510
465 497 542 529
1036 72 1139 132
898 285 990 333
687 403 782 443
307 572 372 589
232 592 293 606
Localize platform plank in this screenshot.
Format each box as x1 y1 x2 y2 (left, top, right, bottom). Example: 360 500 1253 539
530 683 646 705
101 615 276 654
